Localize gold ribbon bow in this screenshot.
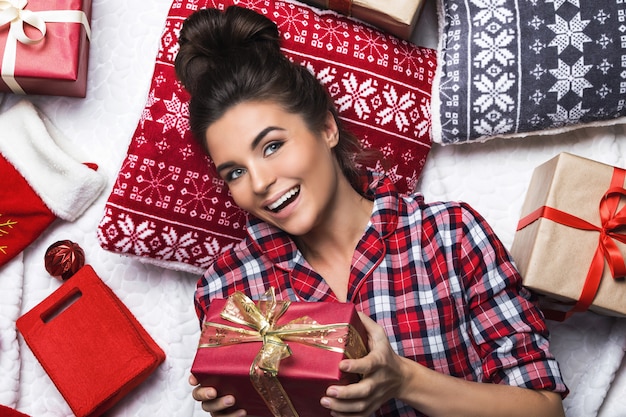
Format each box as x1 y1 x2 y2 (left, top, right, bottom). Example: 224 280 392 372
199 288 367 417
0 0 91 94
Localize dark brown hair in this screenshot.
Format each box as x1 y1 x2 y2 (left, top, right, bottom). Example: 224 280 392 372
174 6 372 193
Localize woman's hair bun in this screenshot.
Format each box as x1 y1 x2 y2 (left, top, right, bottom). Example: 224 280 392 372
175 6 282 95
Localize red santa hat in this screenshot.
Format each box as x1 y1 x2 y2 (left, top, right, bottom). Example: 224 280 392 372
0 100 106 267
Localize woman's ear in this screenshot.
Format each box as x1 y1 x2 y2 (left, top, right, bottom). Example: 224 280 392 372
323 111 339 148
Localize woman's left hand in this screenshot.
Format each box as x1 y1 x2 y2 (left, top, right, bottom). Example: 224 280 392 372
320 312 408 416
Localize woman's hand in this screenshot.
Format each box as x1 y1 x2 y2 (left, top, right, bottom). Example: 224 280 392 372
189 374 246 417
320 312 408 416
320 314 565 417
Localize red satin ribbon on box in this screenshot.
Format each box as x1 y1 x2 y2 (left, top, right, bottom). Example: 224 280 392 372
516 167 626 321
326 0 352 16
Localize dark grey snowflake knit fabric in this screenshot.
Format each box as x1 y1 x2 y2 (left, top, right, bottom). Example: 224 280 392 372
433 0 626 144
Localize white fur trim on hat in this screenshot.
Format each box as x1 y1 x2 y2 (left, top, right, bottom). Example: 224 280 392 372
0 100 106 221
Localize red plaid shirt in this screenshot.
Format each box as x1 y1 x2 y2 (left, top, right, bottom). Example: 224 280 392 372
195 173 568 417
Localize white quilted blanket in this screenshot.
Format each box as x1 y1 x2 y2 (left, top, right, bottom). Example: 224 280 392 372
1 0 625 416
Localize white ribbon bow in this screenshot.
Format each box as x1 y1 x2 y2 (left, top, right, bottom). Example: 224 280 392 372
0 0 91 94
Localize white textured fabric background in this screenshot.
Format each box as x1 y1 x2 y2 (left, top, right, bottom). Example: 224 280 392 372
1 0 625 416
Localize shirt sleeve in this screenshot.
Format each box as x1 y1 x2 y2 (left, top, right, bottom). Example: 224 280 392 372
454 202 569 397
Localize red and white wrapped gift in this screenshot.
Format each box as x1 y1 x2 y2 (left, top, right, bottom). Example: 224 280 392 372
301 0 425 40
511 152 626 320
191 289 368 417
0 0 92 97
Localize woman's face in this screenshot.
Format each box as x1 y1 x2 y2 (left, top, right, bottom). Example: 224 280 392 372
205 101 340 236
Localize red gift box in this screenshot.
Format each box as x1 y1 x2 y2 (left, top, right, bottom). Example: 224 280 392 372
191 290 368 417
16 265 166 417
0 0 92 97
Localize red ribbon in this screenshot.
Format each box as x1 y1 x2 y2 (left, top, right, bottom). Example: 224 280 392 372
516 167 626 320
327 0 352 16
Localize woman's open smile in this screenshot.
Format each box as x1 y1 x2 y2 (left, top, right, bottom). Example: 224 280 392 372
265 185 300 212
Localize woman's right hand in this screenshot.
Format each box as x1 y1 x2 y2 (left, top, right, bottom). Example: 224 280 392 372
189 374 246 416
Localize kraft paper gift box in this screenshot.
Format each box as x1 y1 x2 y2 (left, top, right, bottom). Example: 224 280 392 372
191 290 368 417
0 0 92 97
16 265 166 417
510 152 626 319
301 0 425 40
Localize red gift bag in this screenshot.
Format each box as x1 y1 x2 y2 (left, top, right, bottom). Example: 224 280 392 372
16 265 165 417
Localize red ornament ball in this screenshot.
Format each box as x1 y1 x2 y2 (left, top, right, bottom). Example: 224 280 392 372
44 240 85 280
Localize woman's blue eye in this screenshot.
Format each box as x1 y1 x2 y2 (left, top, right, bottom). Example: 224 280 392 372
264 141 283 157
227 168 246 181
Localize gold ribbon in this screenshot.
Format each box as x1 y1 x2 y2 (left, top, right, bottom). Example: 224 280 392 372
0 0 91 94
199 288 368 417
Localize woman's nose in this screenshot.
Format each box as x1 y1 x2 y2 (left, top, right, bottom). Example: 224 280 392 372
249 163 276 194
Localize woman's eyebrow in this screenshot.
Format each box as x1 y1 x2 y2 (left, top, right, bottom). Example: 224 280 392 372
250 126 285 150
215 126 286 174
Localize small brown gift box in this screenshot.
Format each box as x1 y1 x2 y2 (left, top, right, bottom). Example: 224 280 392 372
191 290 368 417
510 152 626 319
0 0 92 97
301 0 425 40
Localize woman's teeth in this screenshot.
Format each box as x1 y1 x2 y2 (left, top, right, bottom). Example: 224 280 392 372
267 187 300 212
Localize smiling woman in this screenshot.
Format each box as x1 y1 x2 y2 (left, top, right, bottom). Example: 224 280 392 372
175 7 370 197
175 5 568 417
203 101 360 240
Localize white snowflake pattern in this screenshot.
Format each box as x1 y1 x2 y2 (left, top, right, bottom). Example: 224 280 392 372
177 173 220 219
473 28 516 68
140 89 158 127
335 73 376 119
596 34 613 49
529 89 546 105
159 92 190 137
528 114 544 126
473 115 514 136
548 102 589 125
547 13 591 54
528 15 544 30
597 84 612 99
179 144 196 160
274 3 309 43
195 238 230 268
549 57 592 100
413 98 431 138
113 215 156 256
353 30 390 66
471 0 514 26
529 39 546 54
530 64 547 80
597 58 613 75
595 9 611 25
156 228 198 262
315 65 337 86
473 73 516 113
376 85 415 132
311 18 349 52
134 161 178 207
393 42 431 78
